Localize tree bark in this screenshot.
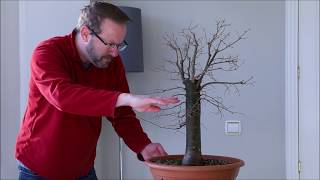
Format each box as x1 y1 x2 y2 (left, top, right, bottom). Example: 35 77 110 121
182 79 202 165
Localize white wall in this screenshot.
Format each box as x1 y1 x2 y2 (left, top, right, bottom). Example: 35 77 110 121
114 1 285 180
1 1 20 179
2 1 285 179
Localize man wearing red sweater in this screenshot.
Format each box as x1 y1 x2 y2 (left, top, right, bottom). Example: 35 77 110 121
15 2 178 180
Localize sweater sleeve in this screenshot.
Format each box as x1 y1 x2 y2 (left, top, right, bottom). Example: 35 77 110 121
107 58 151 154
31 41 121 117
108 107 151 153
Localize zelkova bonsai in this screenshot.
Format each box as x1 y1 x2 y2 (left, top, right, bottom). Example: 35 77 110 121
148 20 252 166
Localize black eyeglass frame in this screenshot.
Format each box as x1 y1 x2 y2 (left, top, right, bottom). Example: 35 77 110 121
87 26 128 51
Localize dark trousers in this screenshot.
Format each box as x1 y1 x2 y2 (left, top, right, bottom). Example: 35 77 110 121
18 162 98 180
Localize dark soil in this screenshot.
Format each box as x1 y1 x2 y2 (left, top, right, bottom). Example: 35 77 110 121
152 158 230 166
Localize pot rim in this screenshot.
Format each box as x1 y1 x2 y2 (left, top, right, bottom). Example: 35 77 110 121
145 154 245 171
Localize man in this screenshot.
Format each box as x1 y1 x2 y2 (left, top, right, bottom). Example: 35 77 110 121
15 2 178 180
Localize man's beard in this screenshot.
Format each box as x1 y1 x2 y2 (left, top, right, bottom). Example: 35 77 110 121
86 43 113 69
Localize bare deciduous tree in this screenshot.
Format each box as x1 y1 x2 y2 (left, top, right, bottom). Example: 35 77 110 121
145 20 252 166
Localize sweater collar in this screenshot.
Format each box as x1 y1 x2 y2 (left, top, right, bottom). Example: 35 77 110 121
69 29 82 62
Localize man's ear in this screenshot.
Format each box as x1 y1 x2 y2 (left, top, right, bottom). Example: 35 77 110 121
80 26 90 42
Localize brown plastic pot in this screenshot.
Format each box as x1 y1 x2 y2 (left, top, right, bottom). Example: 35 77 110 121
145 155 244 180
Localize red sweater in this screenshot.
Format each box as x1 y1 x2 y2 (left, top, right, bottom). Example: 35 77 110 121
15 30 151 179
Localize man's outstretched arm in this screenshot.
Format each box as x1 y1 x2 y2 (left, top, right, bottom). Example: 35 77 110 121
116 93 179 112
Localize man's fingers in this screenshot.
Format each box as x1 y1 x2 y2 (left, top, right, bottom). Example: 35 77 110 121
135 105 161 112
162 97 179 104
156 144 168 156
145 105 161 112
149 97 179 105
141 143 168 161
133 96 179 112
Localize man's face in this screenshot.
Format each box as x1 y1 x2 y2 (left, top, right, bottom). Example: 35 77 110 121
85 19 127 68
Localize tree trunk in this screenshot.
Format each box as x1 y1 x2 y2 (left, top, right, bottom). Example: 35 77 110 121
182 79 202 165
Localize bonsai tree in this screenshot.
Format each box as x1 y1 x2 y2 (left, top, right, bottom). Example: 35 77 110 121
146 20 252 166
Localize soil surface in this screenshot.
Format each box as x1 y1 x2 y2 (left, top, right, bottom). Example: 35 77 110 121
152 159 230 166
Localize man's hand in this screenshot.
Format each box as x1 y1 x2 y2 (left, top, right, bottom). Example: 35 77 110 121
140 143 168 161
116 93 179 112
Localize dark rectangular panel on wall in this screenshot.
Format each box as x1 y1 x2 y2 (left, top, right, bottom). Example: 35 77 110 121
119 6 144 72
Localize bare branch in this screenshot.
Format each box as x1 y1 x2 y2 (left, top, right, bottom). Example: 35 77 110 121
137 115 185 130
146 87 185 94
190 30 199 79
195 22 249 87
201 76 253 90
200 93 235 115
164 33 186 80
218 30 249 53
161 101 185 111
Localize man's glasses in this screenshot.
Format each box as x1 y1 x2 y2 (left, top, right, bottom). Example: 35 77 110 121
87 26 128 52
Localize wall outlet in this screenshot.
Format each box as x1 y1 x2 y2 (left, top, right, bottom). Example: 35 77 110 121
225 120 241 136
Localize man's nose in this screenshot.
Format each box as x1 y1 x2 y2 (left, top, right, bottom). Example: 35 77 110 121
110 47 119 57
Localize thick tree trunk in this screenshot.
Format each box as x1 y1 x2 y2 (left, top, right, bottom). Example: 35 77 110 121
182 79 202 165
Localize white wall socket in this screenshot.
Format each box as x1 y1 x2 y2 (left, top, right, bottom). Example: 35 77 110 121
225 120 241 136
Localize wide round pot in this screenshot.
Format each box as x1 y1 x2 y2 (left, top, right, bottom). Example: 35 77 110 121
145 155 244 180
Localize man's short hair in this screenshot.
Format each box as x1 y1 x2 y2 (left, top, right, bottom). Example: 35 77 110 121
75 1 130 34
